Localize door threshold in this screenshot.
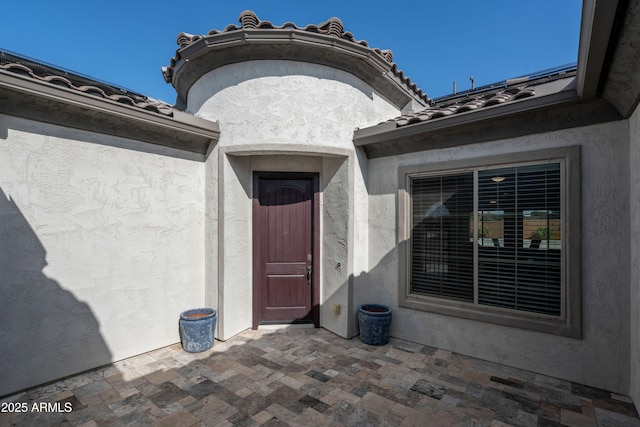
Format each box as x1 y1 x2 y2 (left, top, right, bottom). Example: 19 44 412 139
258 323 316 330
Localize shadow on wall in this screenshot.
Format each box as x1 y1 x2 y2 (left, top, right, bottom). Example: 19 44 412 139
0 189 111 397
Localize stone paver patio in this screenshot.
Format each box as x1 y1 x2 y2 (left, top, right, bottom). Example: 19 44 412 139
1 327 638 426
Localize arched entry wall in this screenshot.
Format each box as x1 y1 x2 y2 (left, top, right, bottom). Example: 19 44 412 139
206 147 355 340
192 61 404 340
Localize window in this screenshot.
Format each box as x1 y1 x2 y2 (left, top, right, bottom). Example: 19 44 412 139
398 147 581 337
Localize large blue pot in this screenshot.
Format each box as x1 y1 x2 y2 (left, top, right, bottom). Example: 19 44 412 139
179 308 217 353
358 304 392 345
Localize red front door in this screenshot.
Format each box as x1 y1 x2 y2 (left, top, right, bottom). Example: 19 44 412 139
252 173 319 328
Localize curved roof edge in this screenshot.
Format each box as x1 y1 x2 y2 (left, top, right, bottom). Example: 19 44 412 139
163 10 430 111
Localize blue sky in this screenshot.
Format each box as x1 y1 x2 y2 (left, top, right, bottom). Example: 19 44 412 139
2 1 582 104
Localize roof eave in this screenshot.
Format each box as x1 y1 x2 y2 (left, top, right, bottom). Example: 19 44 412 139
0 69 220 159
169 28 429 111
355 78 580 147
576 0 620 100
355 93 620 159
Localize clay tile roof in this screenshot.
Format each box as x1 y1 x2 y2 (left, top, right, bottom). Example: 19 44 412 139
389 66 576 128
391 87 535 126
0 51 174 116
164 10 429 103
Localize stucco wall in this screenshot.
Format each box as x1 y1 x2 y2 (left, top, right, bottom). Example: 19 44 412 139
366 120 631 394
630 104 640 405
187 60 400 145
190 61 400 339
0 115 205 396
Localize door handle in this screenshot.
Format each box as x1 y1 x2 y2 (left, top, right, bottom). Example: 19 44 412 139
306 265 312 286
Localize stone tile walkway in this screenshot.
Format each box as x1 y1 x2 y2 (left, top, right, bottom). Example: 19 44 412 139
1 328 638 426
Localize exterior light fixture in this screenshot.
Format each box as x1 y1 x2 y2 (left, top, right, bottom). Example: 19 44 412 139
491 176 505 183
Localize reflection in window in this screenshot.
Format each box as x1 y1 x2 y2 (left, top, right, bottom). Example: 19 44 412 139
411 173 474 303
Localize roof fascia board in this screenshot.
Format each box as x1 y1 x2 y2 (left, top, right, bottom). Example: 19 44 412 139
176 28 392 74
0 70 220 142
576 0 619 99
354 86 579 147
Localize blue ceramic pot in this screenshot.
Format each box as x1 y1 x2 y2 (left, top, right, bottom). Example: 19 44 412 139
179 308 217 353
358 304 392 345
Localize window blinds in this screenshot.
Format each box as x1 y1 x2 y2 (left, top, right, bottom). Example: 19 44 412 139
411 162 562 317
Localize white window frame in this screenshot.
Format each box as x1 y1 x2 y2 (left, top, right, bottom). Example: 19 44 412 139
397 147 581 337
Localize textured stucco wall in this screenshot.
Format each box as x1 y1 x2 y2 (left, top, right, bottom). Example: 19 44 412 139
187 60 400 145
630 105 640 405
204 145 219 317
0 115 205 396
366 121 631 394
190 61 399 339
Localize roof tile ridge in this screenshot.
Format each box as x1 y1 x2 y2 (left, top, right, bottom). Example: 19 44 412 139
172 10 393 60
177 33 197 49
164 10 430 103
239 10 259 28
316 16 344 37
390 63 428 102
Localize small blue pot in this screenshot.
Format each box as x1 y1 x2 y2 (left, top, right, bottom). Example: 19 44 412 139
358 304 392 345
179 308 217 353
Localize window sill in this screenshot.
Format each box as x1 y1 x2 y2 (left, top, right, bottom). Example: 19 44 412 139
400 293 581 338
